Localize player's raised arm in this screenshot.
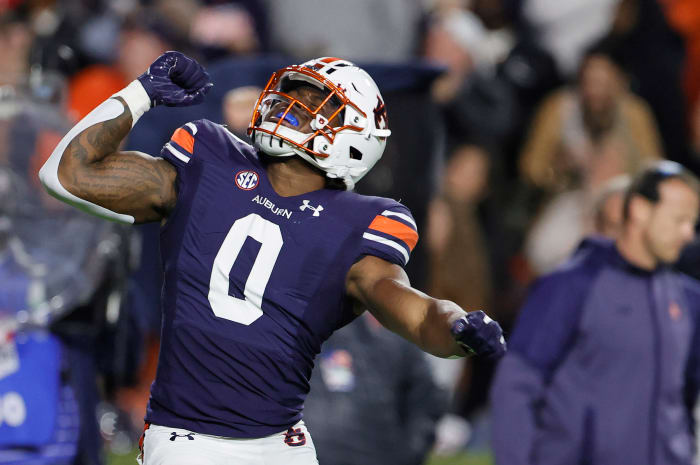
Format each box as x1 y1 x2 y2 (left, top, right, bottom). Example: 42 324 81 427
345 255 506 359
38 51 212 224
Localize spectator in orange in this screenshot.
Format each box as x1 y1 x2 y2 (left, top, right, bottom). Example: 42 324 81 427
67 67 128 122
687 97 700 174
661 0 700 122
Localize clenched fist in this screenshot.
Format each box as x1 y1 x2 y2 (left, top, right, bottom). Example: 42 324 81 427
451 311 506 359
137 51 213 107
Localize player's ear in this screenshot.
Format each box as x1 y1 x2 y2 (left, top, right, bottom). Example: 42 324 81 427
628 195 652 225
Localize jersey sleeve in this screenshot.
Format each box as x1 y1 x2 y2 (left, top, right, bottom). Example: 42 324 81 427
358 202 419 267
159 122 200 168
159 119 258 171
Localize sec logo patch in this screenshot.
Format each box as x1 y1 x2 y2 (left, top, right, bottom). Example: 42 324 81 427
235 170 259 190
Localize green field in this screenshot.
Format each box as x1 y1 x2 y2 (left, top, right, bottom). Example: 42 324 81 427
107 450 492 465
427 452 492 465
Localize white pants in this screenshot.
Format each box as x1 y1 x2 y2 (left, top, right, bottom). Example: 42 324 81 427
138 422 319 465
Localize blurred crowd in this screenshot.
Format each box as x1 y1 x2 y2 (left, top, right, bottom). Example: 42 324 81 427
1 0 699 464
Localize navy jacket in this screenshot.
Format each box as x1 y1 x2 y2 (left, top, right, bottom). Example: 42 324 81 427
491 237 700 465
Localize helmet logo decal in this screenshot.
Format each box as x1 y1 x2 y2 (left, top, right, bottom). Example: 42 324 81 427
235 170 259 190
311 114 329 131
307 63 325 72
373 96 388 131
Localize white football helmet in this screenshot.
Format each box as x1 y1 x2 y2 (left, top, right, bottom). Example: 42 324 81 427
248 57 391 190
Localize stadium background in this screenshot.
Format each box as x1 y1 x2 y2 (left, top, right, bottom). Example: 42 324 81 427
0 0 699 464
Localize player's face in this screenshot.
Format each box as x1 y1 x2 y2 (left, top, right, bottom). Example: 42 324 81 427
262 83 342 133
643 179 699 264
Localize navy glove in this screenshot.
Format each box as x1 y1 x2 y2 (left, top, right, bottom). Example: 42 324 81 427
137 51 212 107
451 311 506 359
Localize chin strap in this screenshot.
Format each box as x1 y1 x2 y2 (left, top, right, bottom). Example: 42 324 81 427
324 165 367 191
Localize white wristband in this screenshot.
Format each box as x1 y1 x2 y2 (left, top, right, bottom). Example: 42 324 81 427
111 80 151 127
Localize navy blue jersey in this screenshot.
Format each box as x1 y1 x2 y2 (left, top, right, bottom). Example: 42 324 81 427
145 120 418 438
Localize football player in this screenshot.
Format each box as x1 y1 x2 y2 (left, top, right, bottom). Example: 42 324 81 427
38 52 505 465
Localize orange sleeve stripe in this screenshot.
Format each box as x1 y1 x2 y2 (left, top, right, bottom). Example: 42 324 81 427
368 215 418 250
171 127 195 154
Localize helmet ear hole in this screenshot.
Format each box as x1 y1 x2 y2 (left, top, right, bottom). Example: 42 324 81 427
349 146 363 160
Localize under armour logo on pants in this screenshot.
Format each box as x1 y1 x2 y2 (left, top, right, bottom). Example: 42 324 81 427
170 432 195 441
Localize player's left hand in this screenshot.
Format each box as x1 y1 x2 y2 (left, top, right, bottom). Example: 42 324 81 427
451 311 506 359
138 51 213 107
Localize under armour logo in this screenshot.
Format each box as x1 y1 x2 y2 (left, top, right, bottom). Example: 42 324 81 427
170 432 195 441
299 200 324 217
